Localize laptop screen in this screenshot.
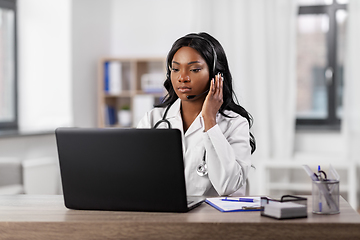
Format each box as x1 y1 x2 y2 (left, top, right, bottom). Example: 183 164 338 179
56 128 192 212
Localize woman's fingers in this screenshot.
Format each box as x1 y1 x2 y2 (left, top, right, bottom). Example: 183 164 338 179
212 77 215 92
202 73 224 123
213 73 218 94
219 74 223 100
213 73 223 100
207 73 223 104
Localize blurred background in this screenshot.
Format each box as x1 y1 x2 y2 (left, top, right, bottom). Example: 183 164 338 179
0 0 359 211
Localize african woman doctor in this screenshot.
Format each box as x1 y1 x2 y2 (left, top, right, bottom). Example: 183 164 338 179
137 32 256 197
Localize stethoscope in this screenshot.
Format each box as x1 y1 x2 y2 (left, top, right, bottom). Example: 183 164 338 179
153 103 208 177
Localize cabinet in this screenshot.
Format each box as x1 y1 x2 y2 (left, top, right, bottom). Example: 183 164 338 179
97 57 167 128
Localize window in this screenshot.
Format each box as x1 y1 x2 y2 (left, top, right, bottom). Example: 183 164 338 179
296 0 347 128
0 0 16 130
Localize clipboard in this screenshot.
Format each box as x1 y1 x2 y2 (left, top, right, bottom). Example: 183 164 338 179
205 197 261 212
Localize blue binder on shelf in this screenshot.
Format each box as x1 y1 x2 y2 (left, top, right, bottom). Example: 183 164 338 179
206 197 261 212
104 61 110 92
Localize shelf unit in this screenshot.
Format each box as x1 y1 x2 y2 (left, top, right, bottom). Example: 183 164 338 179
97 57 167 128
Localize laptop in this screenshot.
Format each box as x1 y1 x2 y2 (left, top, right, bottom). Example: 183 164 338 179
55 127 204 212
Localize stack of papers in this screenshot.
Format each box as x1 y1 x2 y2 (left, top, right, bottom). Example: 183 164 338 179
206 197 261 212
262 201 307 219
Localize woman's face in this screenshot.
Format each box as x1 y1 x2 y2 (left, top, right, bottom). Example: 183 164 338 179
170 46 210 101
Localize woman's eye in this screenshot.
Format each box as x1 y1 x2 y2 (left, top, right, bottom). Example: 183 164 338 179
171 68 179 72
191 68 201 73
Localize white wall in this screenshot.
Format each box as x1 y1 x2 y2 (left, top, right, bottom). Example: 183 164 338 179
72 0 112 127
110 0 199 57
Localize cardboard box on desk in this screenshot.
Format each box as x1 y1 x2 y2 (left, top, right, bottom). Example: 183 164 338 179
261 195 307 220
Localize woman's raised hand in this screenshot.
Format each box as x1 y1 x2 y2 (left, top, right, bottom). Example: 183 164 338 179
202 73 223 131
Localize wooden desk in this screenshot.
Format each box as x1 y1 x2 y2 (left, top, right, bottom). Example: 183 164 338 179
0 195 359 240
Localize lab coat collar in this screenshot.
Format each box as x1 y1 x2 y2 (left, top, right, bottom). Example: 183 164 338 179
185 114 205 137
167 99 206 136
166 98 181 119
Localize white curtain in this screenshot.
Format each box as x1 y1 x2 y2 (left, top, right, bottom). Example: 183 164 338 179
194 0 298 161
343 0 360 164
342 0 360 208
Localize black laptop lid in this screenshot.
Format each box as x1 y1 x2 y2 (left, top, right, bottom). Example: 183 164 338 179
55 128 188 212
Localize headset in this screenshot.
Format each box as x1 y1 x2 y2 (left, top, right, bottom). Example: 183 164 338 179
184 34 218 74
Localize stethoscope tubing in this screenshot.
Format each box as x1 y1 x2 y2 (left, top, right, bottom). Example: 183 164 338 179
153 103 208 177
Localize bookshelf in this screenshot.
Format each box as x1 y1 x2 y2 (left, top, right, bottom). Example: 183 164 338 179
97 57 167 128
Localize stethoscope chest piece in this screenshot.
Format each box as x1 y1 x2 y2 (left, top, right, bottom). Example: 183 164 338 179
196 160 208 177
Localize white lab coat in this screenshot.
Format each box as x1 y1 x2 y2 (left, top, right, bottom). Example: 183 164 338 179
137 98 251 196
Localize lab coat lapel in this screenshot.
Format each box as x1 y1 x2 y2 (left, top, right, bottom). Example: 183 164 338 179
167 99 204 136
184 114 204 138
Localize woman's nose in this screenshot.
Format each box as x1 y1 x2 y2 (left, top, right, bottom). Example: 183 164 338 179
178 72 190 82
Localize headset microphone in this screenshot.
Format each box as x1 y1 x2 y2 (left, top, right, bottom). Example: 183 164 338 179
186 89 209 100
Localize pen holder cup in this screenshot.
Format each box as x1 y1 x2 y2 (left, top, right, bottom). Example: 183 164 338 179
312 180 340 215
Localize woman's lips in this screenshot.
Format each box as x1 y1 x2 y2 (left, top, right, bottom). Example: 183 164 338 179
178 87 191 93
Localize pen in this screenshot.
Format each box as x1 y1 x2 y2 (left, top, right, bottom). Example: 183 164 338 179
318 165 323 212
221 197 258 203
